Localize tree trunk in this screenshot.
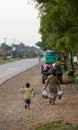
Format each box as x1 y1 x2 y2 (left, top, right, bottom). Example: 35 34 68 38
70 53 74 70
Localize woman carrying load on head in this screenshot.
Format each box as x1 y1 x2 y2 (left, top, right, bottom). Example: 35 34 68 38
45 69 61 105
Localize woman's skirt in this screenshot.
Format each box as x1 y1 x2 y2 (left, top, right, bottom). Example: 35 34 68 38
49 87 57 100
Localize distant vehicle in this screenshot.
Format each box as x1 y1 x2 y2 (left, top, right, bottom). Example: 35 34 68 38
6 56 11 59
11 50 17 58
44 50 57 63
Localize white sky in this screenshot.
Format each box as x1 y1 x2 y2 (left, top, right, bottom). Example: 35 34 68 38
0 0 41 46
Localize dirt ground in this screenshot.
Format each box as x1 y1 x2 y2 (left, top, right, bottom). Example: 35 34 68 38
0 63 78 130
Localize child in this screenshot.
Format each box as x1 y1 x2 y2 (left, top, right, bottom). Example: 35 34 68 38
23 82 35 109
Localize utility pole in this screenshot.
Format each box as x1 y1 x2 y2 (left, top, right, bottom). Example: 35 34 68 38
13 38 15 44
4 37 6 44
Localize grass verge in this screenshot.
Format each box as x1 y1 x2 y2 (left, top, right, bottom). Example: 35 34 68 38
35 121 78 130
0 58 19 65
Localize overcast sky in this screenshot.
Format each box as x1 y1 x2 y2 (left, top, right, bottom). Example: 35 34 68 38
0 0 41 46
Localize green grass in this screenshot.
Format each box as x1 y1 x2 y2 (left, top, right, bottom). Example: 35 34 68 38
35 121 78 130
0 58 19 65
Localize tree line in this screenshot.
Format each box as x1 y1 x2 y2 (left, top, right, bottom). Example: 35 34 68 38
35 0 78 53
34 0 78 69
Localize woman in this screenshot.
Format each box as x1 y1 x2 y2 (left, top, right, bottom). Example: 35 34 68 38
45 70 61 105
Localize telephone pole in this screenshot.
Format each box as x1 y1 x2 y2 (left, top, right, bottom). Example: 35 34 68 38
4 38 6 44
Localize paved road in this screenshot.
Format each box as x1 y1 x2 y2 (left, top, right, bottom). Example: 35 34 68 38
0 58 39 85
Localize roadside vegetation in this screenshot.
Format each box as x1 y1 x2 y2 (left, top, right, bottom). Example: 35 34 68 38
0 57 19 65
35 121 78 130
0 43 43 65
34 0 78 70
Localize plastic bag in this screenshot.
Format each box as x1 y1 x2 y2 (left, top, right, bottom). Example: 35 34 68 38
32 89 35 97
42 89 48 98
57 90 64 99
19 87 24 93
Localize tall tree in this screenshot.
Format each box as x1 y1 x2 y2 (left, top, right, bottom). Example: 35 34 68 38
34 0 78 53
34 0 78 69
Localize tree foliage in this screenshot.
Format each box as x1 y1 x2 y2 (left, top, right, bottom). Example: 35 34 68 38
34 0 78 54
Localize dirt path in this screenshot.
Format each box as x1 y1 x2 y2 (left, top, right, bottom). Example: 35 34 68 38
0 63 78 130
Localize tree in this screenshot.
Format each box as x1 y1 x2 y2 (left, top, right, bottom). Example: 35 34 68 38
34 0 78 51
34 0 78 69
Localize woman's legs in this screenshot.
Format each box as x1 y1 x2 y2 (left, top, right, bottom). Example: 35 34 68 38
49 88 57 105
49 99 52 103
53 95 57 105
